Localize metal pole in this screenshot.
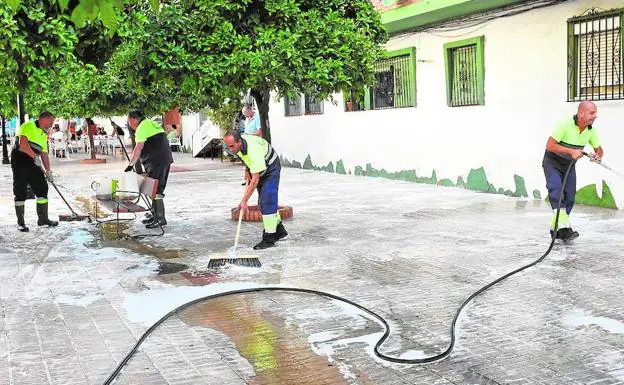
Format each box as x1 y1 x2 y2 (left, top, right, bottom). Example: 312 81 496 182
1 115 9 164
16 93 25 125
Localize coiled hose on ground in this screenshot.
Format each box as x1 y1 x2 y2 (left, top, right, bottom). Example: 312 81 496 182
103 160 576 384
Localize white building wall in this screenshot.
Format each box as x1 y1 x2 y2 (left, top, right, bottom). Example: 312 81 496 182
268 0 624 208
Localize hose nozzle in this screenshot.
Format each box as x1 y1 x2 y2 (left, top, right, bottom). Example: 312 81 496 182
582 151 600 163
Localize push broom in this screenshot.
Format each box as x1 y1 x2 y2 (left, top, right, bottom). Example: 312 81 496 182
207 183 261 268
49 179 91 222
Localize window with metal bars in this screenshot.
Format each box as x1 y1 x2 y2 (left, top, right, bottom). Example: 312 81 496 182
284 94 302 116
369 52 416 109
444 36 485 107
344 88 365 112
304 93 324 115
567 9 623 101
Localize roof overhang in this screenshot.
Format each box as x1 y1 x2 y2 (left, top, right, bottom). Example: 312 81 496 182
381 0 530 34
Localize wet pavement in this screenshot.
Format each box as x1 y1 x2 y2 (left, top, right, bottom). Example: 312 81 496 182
1 153 624 384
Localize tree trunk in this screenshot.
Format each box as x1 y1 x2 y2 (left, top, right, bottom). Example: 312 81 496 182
1 115 9 164
88 127 96 160
250 87 272 144
16 93 25 125
16 61 26 125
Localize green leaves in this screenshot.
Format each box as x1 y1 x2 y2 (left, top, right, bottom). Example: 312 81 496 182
58 0 70 12
71 4 88 28
6 0 21 12
149 0 160 14
3 0 384 127
99 0 117 34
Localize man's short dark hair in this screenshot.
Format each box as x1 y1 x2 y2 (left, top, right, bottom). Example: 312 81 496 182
225 129 242 141
128 109 143 120
39 111 54 119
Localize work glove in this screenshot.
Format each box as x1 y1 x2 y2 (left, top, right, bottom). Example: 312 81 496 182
45 171 54 183
124 164 134 172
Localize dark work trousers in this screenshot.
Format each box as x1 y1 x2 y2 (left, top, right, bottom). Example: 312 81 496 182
543 162 576 214
145 162 171 197
12 152 47 202
257 161 281 216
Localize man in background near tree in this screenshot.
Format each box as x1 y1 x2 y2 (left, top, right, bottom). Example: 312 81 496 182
11 111 58 232
242 104 262 137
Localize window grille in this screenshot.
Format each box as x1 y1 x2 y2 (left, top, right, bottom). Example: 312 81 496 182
369 54 415 109
304 93 324 114
568 9 623 101
284 94 302 116
448 44 480 106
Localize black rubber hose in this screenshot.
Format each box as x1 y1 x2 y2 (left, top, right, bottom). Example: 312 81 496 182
103 160 575 384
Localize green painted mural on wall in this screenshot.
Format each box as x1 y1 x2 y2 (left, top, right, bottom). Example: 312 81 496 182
280 155 617 209
336 160 347 175
574 180 617 209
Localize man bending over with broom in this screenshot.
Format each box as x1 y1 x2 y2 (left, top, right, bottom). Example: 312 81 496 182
125 109 173 229
223 130 287 250
11 111 58 232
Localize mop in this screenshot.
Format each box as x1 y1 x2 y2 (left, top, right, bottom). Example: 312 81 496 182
50 180 91 222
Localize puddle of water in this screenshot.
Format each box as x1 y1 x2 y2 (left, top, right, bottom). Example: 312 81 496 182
309 329 384 377
102 239 189 259
126 261 188 275
122 281 283 326
98 222 131 241
54 278 117 307
563 308 624 334
398 349 427 359
56 293 105 307
75 196 108 219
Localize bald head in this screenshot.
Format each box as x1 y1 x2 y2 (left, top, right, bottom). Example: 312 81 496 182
224 129 243 154
577 101 597 129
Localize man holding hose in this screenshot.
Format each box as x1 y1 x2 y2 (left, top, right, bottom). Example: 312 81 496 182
542 101 604 241
223 129 287 250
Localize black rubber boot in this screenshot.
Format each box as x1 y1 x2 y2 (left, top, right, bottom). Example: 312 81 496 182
36 202 58 227
559 228 579 242
550 229 566 240
253 232 277 250
276 222 288 241
146 199 167 229
141 212 154 224
141 200 155 224
15 204 29 232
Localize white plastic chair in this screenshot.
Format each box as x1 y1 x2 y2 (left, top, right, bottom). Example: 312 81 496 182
108 137 121 156
52 138 69 158
169 138 181 151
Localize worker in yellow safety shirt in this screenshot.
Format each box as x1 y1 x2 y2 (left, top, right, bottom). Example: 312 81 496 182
125 109 174 228
11 111 58 232
223 129 287 249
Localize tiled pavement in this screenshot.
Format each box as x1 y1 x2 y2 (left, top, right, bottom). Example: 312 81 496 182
1 153 623 384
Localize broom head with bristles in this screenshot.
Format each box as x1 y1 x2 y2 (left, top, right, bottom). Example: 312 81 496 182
58 213 91 222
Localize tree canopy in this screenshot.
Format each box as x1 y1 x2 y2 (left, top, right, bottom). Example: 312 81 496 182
3 0 388 143
127 0 388 142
